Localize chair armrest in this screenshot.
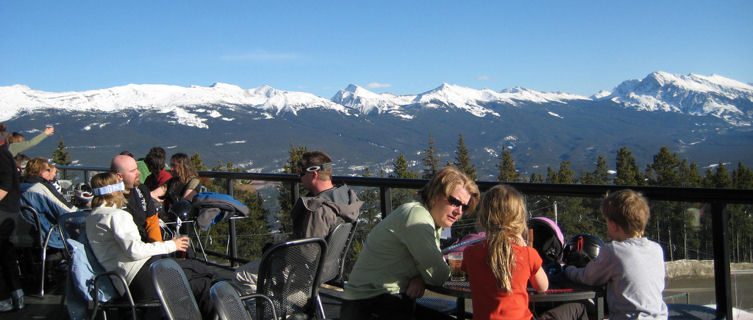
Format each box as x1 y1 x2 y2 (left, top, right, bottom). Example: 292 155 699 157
240 293 278 320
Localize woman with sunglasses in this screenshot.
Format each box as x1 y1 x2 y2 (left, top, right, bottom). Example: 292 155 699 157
341 166 479 320
18 157 78 249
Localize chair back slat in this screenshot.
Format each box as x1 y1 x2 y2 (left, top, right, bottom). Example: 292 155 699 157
150 259 202 320
211 281 252 320
256 238 327 320
319 222 353 284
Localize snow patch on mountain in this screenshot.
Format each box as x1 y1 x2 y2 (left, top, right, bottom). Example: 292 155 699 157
499 87 590 104
214 140 246 147
547 111 564 119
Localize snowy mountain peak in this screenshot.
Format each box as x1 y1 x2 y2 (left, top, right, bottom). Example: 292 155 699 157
331 84 413 116
599 71 753 126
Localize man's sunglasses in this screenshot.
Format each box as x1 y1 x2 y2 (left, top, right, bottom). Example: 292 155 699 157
296 165 323 177
447 195 470 211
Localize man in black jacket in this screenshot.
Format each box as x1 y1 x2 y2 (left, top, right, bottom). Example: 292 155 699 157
111 154 162 242
0 139 24 311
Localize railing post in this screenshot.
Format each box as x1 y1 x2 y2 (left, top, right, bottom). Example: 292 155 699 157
292 182 299 204
227 177 238 267
711 201 732 320
380 186 392 219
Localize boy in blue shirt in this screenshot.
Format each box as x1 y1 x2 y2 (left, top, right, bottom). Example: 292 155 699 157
565 189 668 319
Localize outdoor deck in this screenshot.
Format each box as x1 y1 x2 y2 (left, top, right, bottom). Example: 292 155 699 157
0 285 351 320
19 166 751 320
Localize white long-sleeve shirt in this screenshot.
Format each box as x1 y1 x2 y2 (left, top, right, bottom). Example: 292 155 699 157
86 205 176 294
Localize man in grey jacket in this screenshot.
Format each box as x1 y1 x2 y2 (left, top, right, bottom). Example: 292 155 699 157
291 150 363 240
234 150 363 293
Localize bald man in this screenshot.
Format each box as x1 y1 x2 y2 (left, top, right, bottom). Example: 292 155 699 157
110 155 162 242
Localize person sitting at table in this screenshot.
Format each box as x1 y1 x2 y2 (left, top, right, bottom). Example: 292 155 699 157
565 189 668 319
462 184 587 320
85 172 218 319
341 166 479 320
18 158 78 249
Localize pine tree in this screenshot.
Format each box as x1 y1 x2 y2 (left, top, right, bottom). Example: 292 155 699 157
704 163 732 188
190 152 208 171
678 160 702 187
732 162 753 189
497 147 520 182
590 156 610 185
614 146 643 185
555 161 575 184
51 138 71 165
391 153 418 209
392 153 418 179
359 168 381 229
277 144 308 235
646 147 680 186
421 133 441 179
730 162 753 262
453 133 476 181
545 167 557 183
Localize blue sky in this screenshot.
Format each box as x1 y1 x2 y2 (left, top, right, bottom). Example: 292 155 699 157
2 1 751 98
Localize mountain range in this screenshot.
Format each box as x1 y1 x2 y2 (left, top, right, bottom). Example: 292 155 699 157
1 71 752 180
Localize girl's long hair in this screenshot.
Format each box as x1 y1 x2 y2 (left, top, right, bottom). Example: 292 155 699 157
476 184 528 292
170 153 198 184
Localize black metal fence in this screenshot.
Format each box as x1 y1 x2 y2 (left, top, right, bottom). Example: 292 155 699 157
59 166 753 319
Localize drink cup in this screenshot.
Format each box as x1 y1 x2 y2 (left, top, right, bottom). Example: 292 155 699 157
448 252 465 281
174 235 187 259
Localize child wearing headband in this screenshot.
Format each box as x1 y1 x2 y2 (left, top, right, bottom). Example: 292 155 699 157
85 172 216 318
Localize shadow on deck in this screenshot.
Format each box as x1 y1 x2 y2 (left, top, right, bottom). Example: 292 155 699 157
0 283 349 320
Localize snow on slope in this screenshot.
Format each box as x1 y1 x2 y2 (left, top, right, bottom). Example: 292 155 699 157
499 87 590 104
0 83 347 126
2 71 752 126
597 71 753 126
331 84 415 117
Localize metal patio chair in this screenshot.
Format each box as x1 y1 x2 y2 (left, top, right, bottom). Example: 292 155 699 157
150 258 202 320
255 237 327 320
210 280 277 320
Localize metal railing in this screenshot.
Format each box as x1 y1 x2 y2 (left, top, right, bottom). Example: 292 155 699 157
59 166 753 320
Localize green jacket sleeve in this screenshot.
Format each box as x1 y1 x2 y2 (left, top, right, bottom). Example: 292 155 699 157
400 205 451 285
9 132 48 156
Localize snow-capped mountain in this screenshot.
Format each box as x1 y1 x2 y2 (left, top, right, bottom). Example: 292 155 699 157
595 71 753 126
331 84 415 117
0 83 347 126
3 71 751 127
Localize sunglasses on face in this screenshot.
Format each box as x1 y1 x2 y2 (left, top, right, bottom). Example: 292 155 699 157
447 195 470 212
296 165 322 177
